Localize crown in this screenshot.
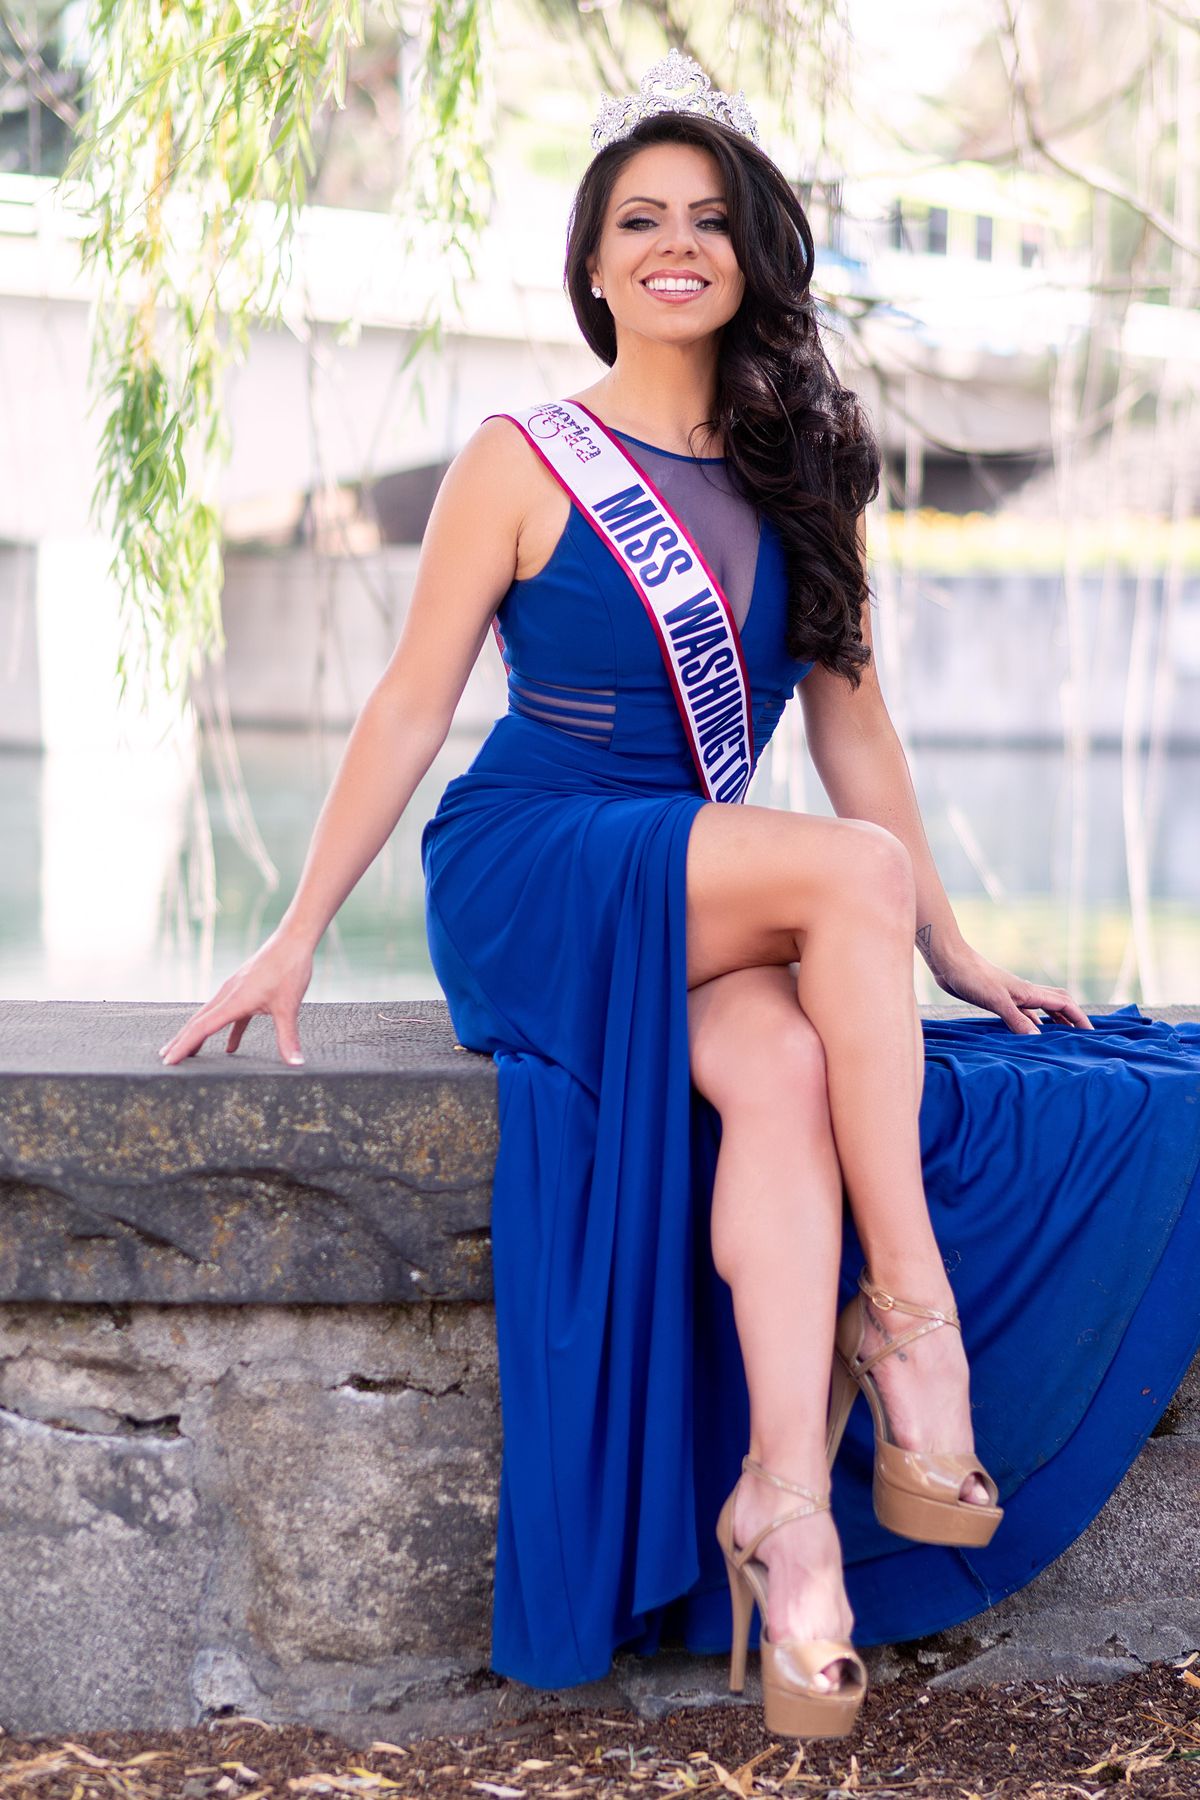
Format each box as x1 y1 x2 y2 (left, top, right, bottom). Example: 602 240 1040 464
590 48 761 154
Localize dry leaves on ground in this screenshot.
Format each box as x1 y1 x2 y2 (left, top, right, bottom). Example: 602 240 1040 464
1 1660 1198 1798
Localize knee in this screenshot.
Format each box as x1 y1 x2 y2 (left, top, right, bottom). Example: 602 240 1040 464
837 820 916 926
692 1000 827 1119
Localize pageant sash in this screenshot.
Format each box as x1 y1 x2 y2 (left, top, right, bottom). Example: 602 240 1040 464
487 399 756 804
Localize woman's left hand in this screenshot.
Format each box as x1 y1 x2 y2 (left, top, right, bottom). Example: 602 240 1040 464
926 940 1095 1035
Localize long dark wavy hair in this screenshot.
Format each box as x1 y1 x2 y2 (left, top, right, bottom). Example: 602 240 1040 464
565 112 881 686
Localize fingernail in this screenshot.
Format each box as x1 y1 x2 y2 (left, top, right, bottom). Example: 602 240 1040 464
287 1053 305 1066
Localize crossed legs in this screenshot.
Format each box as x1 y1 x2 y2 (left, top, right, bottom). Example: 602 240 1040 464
684 803 981 1686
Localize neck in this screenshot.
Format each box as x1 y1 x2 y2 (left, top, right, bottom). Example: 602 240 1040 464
592 333 721 455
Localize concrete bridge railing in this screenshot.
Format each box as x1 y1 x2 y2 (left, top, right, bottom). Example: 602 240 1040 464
0 998 1196 1746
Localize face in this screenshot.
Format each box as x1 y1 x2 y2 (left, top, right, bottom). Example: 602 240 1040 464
587 142 744 345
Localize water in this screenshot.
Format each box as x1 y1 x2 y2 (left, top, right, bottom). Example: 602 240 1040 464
2 722 1198 1014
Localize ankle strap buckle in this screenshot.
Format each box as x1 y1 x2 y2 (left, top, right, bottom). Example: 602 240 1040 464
858 1267 959 1327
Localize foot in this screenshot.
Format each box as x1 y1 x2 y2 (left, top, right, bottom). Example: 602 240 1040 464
731 1464 856 1693
854 1287 992 1506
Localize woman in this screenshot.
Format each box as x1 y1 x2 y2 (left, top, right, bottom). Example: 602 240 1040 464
159 61 1200 1739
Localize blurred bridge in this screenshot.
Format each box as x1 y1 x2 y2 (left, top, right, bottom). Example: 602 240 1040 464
2 170 1198 753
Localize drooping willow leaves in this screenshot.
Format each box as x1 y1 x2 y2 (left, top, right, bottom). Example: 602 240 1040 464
65 0 490 701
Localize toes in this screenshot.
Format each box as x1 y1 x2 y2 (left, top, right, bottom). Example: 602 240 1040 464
960 1473 992 1506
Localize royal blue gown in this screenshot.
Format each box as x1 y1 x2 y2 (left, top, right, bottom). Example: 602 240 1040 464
419 417 1200 1690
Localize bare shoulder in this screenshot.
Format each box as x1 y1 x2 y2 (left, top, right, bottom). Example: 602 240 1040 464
444 413 552 502
431 414 558 546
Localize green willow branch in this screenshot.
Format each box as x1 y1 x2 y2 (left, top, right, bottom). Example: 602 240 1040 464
64 0 502 703
65 0 366 701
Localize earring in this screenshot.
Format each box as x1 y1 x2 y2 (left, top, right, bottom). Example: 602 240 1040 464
591 284 603 299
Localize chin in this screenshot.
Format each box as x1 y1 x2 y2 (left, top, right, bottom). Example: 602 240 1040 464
632 310 730 344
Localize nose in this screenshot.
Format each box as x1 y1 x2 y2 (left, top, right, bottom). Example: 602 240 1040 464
654 208 702 256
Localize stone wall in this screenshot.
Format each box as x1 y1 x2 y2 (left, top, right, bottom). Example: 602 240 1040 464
0 998 1196 1744
203 557 1200 746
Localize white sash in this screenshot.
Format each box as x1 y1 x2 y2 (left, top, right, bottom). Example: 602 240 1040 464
487 399 756 804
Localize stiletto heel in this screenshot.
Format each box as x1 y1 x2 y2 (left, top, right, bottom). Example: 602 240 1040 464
827 1268 1004 1547
722 1545 754 1693
715 1456 867 1738
825 1352 858 1465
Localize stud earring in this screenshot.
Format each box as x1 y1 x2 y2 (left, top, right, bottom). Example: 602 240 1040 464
590 284 603 299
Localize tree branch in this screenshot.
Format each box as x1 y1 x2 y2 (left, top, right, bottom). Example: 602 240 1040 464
998 0 1200 262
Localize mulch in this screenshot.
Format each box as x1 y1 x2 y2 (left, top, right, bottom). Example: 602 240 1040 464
1 1660 1198 1799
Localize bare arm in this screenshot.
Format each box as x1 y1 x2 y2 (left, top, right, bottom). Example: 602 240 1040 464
160 417 531 1064
797 514 1092 1032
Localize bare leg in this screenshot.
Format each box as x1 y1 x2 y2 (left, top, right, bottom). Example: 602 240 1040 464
689 964 853 1691
687 804 987 1504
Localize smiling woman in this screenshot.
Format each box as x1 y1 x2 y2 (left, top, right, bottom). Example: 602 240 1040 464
564 114 878 685
155 61 1200 1747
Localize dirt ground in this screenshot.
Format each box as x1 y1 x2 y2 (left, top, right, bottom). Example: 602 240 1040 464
1 1660 1198 1799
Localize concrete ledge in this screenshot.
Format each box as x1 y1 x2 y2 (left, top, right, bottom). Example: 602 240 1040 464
0 998 1197 1741
0 1001 497 1304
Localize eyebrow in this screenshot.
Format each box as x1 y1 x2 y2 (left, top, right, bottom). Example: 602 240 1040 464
615 195 727 208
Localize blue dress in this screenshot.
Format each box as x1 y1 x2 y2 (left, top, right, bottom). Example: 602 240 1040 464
419 418 1200 1690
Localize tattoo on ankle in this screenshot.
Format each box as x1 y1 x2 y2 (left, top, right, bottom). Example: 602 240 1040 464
867 1303 908 1360
916 923 933 963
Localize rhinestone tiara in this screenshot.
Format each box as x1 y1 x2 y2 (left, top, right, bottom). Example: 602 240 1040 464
590 48 761 154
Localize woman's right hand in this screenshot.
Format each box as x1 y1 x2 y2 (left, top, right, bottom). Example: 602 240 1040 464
157 929 315 1067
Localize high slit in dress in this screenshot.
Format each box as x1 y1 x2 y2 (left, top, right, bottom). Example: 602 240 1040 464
419 417 1200 1690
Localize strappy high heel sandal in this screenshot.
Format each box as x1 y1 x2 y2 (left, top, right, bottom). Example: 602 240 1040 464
715 1455 867 1738
825 1269 1004 1548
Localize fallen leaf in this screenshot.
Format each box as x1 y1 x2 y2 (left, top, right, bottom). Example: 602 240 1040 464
731 1746 778 1793
0 1754 71 1779
60 1745 113 1769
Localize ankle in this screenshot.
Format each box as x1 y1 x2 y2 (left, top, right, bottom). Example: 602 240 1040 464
859 1260 956 1313
743 1445 829 1499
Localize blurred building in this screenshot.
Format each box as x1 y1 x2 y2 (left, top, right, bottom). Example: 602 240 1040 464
2 96 1198 748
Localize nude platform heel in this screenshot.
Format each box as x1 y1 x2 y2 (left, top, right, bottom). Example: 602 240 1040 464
715 1455 867 1738
825 1269 1004 1548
